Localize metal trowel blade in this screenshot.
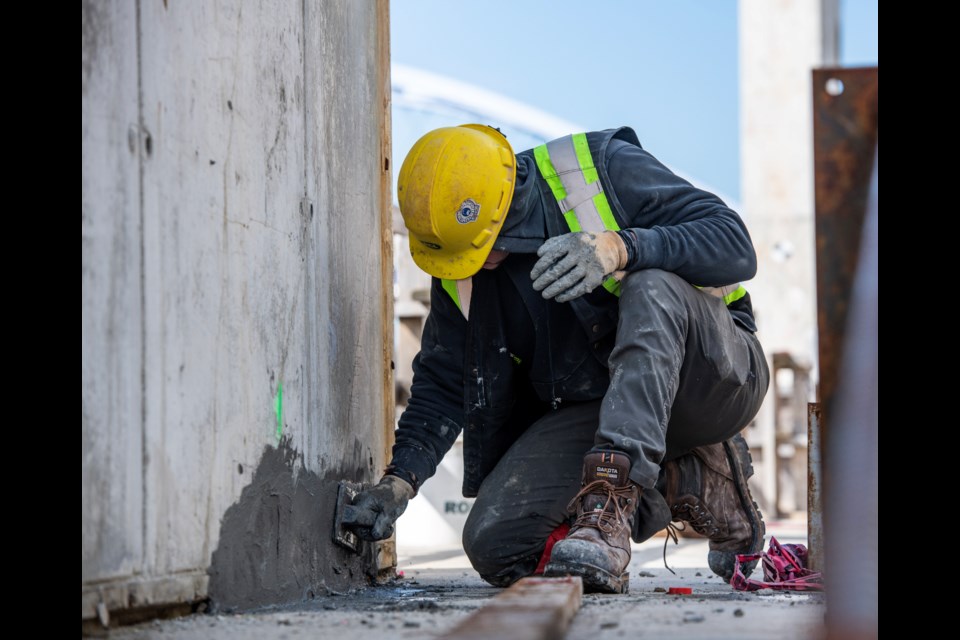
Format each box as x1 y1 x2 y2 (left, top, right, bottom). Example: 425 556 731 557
333 480 362 553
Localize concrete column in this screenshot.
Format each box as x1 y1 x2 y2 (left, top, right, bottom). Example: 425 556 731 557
738 0 838 513
82 0 392 620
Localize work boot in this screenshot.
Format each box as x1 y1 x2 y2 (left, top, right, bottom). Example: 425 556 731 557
661 433 765 581
544 450 639 593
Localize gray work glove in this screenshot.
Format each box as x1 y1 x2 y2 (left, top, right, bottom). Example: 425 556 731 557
341 475 416 541
531 231 627 302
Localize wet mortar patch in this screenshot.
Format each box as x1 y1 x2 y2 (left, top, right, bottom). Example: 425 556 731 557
208 438 377 611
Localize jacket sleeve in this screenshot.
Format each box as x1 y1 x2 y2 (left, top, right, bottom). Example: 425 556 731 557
607 141 757 286
389 278 466 491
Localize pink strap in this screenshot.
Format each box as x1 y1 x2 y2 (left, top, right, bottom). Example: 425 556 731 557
731 537 824 592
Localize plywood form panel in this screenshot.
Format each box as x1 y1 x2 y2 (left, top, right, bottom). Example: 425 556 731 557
81 0 144 584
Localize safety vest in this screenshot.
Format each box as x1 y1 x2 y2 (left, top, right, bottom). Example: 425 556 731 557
441 133 746 320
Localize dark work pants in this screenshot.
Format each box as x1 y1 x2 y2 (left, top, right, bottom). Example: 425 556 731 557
462 269 769 587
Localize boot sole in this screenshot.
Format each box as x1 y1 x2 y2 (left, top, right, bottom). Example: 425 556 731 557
712 434 765 580
543 561 629 594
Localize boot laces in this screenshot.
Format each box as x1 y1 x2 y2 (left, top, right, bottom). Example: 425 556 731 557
662 521 683 575
673 501 720 537
567 480 634 534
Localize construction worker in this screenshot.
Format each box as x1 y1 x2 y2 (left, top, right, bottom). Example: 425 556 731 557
343 125 769 593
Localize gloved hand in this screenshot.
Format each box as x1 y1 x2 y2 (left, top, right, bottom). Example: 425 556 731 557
530 231 627 302
340 475 416 541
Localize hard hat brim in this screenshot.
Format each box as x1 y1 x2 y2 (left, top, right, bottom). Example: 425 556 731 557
408 233 492 280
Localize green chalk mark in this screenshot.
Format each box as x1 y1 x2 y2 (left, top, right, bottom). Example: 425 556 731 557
274 382 283 443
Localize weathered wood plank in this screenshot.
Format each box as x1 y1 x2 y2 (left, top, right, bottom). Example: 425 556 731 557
437 577 583 640
376 0 397 574
138 0 308 576
302 0 389 479
81 0 143 585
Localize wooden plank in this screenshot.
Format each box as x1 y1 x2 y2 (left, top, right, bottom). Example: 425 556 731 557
302 0 389 484
376 0 398 576
437 577 583 640
138 0 308 576
81 0 143 585
81 572 208 620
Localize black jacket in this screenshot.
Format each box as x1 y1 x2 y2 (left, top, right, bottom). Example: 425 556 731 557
390 128 757 497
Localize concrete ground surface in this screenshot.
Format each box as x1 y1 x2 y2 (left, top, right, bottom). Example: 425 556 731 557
105 520 823 639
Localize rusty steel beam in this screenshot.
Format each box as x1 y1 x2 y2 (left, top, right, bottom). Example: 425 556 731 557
813 67 878 428
807 403 823 571
810 65 877 578
810 66 877 574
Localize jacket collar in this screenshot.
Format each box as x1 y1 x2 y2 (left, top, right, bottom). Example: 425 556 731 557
492 153 546 253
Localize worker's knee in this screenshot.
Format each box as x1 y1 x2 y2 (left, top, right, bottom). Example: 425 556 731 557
620 268 689 300
462 507 516 585
618 270 694 326
462 504 540 587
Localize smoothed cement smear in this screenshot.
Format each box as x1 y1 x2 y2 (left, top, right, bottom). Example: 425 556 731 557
208 439 377 611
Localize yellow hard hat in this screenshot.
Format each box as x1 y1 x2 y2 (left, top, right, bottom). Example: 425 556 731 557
398 124 516 279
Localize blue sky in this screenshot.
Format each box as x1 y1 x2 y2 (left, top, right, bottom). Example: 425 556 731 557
391 0 878 200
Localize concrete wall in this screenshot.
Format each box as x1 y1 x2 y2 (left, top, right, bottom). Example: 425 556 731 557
82 0 392 619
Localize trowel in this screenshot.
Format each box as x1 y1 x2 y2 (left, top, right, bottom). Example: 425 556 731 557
332 480 365 553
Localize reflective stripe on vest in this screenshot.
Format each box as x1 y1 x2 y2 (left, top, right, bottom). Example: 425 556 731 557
533 133 623 296
441 276 473 320
700 283 748 305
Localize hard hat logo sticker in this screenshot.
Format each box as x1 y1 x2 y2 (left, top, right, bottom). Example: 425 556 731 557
456 199 480 224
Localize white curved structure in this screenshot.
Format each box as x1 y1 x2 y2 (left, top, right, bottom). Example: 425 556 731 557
392 63 739 208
